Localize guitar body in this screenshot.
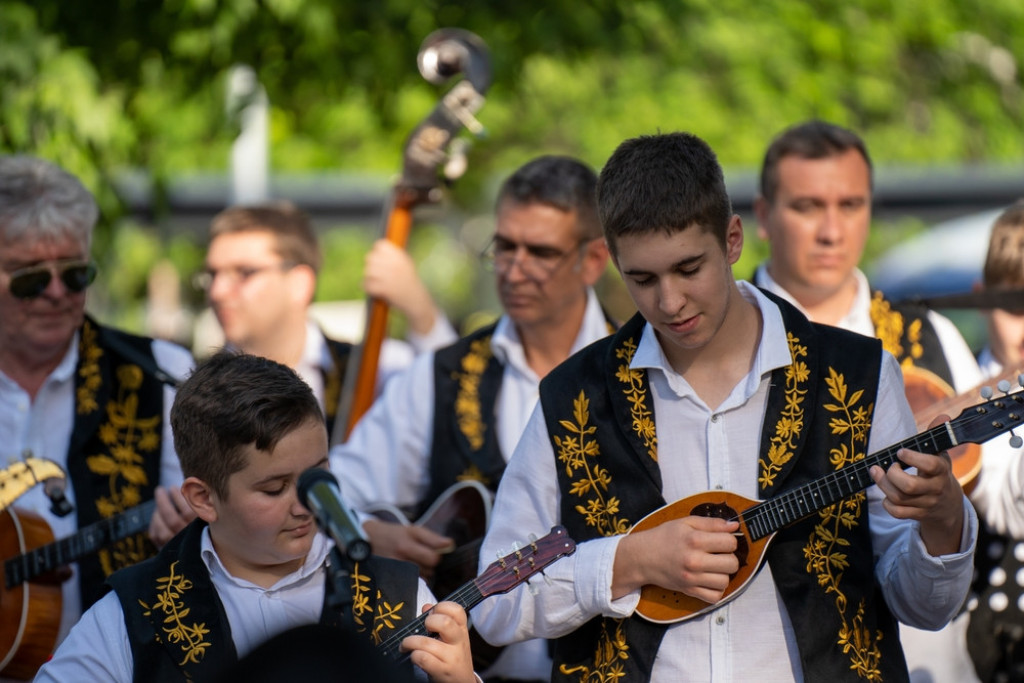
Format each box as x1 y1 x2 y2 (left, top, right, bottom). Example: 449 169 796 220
367 479 491 598
0 509 62 681
632 492 774 624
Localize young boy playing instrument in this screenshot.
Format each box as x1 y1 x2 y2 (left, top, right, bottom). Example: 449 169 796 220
36 351 477 682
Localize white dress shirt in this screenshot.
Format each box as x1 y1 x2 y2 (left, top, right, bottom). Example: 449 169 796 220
34 529 437 682
754 265 986 683
0 334 193 646
331 288 611 680
472 282 978 683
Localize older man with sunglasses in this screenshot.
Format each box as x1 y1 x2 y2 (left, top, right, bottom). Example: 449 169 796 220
0 155 195 660
330 155 616 682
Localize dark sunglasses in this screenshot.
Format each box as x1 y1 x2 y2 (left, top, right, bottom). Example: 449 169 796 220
6 260 98 299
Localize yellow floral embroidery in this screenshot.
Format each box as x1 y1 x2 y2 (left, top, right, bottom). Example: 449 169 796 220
803 367 881 680
869 291 924 368
349 563 403 645
759 332 810 489
614 337 656 462
559 619 629 682
453 337 493 451
79 322 160 575
456 462 489 486
76 320 102 414
370 592 405 645
556 391 629 537
138 560 211 667
350 563 373 627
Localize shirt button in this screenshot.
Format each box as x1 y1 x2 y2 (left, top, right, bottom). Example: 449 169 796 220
716 615 726 625
710 414 719 423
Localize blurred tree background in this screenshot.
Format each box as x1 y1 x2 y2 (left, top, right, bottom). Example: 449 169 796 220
2 0 1021 347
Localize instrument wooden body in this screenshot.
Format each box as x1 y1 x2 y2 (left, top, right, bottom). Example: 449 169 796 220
333 29 491 444
0 458 66 512
0 509 61 681
633 384 1024 624
376 525 575 662
0 501 156 679
367 479 491 599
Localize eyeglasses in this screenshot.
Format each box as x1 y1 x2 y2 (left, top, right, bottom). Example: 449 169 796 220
192 262 295 292
4 260 97 299
479 236 584 283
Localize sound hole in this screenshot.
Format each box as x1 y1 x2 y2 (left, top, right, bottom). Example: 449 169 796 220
691 501 748 577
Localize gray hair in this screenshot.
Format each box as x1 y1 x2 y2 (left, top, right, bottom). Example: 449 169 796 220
0 155 98 249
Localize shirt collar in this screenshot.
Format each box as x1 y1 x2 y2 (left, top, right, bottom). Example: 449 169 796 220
51 331 81 383
200 524 331 591
632 281 793 401
491 287 609 370
753 263 875 337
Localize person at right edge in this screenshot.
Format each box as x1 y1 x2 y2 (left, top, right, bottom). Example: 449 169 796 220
472 130 977 682
751 119 988 682
963 200 1024 682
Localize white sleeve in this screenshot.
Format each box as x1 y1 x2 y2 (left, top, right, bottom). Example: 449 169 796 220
328 352 437 511
33 592 134 683
406 315 458 355
152 339 195 490
869 352 979 629
471 405 628 645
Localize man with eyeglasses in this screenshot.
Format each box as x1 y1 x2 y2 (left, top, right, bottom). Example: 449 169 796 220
0 155 195 655
330 155 615 682
198 202 457 438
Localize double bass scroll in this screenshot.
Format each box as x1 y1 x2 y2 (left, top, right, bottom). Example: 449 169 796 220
331 29 491 446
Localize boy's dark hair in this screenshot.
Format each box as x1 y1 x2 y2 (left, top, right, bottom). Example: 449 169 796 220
171 351 325 499
209 201 322 274
596 131 732 255
984 200 1024 288
496 155 602 241
759 120 873 203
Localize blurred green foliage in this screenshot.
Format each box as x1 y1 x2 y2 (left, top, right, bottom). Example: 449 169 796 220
2 0 1020 344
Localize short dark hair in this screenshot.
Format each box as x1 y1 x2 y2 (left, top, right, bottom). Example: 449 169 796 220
984 199 1024 288
209 202 322 274
759 120 873 203
170 351 325 499
496 155 601 241
596 131 733 255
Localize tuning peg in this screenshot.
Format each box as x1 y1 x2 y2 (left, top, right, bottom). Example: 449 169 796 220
1017 374 1024 389
999 379 1012 394
1010 433 1023 449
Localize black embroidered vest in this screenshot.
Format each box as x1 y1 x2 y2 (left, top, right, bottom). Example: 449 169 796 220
108 520 419 682
426 322 507 513
540 296 909 682
869 291 954 389
322 334 354 436
66 315 168 610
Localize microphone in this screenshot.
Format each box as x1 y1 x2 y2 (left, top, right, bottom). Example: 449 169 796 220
297 468 372 562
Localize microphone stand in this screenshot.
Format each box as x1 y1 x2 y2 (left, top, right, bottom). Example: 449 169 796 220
326 545 358 631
